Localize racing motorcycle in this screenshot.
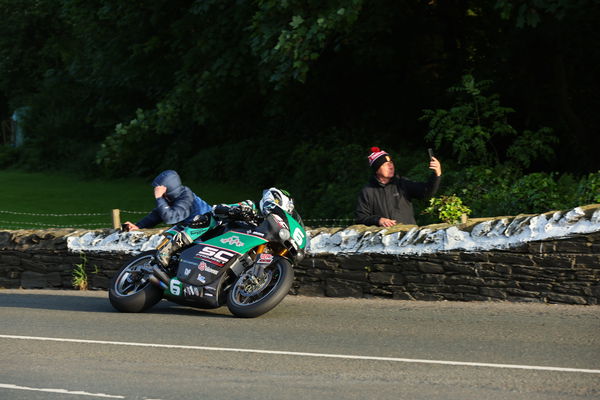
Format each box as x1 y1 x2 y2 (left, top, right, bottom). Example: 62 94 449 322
108 205 307 318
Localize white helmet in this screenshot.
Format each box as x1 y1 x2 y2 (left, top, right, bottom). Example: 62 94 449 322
259 188 294 215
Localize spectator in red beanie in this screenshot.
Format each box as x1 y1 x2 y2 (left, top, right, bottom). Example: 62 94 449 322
355 147 442 227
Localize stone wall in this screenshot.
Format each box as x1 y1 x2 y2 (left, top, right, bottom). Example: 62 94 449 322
293 232 600 305
0 229 131 290
0 224 599 305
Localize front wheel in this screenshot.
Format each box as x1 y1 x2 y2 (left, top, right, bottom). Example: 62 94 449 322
227 258 294 318
109 251 163 313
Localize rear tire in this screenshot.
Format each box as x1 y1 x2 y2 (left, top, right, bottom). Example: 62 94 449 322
109 251 163 313
227 258 294 318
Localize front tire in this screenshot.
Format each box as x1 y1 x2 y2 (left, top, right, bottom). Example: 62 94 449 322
227 258 294 318
109 251 163 313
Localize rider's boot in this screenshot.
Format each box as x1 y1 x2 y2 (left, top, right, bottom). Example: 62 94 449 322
155 231 192 268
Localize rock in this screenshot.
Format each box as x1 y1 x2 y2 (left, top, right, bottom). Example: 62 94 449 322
369 272 404 285
546 293 588 305
21 271 62 289
325 279 363 298
417 261 445 274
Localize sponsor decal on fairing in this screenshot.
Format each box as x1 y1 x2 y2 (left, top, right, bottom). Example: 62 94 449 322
198 261 219 275
194 245 237 266
257 253 274 264
220 236 245 247
183 285 201 297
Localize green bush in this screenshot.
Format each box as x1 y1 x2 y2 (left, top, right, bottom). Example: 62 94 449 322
440 166 598 218
421 74 557 169
423 195 471 224
505 172 572 214
576 171 600 204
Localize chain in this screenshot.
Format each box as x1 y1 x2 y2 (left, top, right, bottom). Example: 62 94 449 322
0 209 353 229
303 218 354 227
0 210 107 217
0 209 149 216
0 220 110 228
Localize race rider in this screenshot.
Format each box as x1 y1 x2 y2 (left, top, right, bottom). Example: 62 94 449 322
355 147 442 227
154 187 294 268
122 170 211 231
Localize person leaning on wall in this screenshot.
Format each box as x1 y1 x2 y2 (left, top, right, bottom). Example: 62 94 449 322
122 170 211 231
355 147 442 227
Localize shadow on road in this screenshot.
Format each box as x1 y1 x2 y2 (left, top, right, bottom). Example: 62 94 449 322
0 292 233 318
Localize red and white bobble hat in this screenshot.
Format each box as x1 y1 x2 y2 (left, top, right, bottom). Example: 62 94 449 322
367 147 392 172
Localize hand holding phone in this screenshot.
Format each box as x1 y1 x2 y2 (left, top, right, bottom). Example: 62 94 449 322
427 148 442 176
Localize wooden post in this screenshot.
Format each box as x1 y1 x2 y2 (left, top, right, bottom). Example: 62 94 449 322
460 213 468 224
112 209 121 229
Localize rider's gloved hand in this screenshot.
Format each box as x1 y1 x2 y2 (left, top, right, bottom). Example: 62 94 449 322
213 204 231 219
238 201 256 220
188 213 210 228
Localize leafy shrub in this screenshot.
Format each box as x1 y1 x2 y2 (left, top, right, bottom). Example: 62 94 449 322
423 195 471 224
505 172 570 214
576 171 600 204
420 74 557 169
439 165 598 218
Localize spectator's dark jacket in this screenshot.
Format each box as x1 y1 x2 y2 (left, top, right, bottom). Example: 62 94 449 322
135 170 211 229
355 174 441 226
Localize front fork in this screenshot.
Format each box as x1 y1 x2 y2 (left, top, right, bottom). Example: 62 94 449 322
247 244 289 278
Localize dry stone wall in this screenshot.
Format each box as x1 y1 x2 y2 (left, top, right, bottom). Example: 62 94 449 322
1 205 599 305
294 232 600 304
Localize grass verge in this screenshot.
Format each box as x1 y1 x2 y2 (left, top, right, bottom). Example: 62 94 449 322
0 170 255 229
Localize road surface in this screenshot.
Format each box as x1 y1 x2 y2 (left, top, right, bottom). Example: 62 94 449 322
0 289 599 399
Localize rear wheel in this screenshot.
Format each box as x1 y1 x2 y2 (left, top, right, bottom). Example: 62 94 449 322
109 251 163 312
227 258 294 318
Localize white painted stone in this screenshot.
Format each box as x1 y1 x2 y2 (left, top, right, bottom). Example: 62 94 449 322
66 206 600 256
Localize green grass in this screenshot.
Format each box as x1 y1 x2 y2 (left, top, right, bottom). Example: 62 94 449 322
0 170 255 229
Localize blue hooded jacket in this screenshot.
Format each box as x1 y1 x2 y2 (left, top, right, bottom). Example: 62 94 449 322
135 170 211 229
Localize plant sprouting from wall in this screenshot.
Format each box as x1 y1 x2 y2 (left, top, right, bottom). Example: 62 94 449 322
423 195 472 224
72 253 97 290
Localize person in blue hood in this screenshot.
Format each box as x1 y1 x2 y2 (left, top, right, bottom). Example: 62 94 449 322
122 170 211 231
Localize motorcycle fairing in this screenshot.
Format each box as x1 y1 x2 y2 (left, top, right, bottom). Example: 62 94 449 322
175 231 267 286
176 244 236 287
203 231 269 253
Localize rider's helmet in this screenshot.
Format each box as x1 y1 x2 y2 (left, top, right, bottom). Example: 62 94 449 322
259 188 294 215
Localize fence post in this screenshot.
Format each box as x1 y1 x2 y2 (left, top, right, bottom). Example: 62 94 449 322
112 209 121 229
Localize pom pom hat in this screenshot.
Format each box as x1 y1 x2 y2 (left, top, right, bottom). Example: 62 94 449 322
368 147 392 172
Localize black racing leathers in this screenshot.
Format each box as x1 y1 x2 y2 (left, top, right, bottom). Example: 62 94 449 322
355 174 441 226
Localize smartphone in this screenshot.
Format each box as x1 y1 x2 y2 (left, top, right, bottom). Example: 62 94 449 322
427 148 434 159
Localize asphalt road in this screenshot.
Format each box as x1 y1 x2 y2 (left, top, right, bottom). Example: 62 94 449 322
0 289 599 400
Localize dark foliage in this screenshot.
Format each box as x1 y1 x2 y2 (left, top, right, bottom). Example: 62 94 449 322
1 0 598 221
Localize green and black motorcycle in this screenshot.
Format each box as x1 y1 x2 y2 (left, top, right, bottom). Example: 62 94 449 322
108 204 307 318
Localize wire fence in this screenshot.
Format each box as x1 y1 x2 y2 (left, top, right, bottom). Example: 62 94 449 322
0 209 146 230
302 218 355 228
0 209 354 230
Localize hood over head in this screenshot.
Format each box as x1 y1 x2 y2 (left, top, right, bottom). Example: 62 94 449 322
152 170 184 198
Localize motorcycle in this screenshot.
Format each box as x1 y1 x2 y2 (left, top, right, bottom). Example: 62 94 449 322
108 206 307 318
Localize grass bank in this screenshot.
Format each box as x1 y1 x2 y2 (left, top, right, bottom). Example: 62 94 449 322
0 170 255 229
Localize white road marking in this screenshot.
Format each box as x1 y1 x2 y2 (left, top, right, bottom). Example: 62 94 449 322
0 383 124 398
1 334 599 374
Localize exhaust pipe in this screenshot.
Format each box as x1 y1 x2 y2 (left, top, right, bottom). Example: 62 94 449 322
152 265 171 287
148 274 167 289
